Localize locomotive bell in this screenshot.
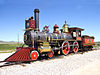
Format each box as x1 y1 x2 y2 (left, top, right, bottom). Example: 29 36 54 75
62 21 69 33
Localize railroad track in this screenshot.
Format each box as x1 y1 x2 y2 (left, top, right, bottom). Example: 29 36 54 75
0 62 21 68
0 48 99 68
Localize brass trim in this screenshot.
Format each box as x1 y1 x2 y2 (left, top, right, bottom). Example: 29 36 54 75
39 49 51 53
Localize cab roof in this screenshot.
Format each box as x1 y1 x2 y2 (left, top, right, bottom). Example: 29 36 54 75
69 27 84 31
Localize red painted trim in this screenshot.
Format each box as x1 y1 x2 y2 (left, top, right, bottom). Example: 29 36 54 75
5 47 33 62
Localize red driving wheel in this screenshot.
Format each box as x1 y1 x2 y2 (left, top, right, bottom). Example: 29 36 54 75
48 50 54 58
62 41 70 55
31 50 39 60
73 41 79 53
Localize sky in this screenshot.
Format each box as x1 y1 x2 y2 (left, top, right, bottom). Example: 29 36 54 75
0 0 100 42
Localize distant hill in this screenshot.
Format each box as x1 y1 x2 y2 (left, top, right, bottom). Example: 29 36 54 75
0 41 23 44
0 41 4 42
95 41 100 46
95 41 100 44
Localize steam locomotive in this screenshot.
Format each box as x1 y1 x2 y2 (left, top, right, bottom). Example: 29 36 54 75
4 9 95 62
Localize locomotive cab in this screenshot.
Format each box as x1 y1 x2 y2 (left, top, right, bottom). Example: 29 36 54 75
69 27 84 41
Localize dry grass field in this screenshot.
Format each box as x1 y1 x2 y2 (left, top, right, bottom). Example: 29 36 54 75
0 41 100 53
0 41 24 53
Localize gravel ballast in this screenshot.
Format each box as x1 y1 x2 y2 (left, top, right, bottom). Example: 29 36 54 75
0 49 100 75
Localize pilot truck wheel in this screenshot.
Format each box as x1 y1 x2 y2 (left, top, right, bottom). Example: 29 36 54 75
48 50 54 58
62 41 70 55
31 50 39 60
